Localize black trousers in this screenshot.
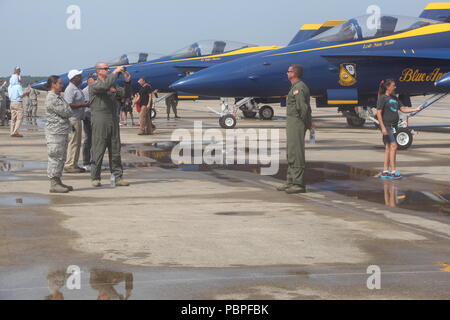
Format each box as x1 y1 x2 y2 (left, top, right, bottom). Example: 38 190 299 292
82 118 93 166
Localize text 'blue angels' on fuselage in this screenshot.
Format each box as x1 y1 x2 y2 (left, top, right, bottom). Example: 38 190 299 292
171 3 450 148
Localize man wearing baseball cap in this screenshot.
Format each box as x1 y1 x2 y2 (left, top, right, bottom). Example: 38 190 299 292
8 66 29 137
64 69 90 173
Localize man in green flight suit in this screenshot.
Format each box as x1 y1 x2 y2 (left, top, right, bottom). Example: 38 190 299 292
90 63 131 187
277 64 313 194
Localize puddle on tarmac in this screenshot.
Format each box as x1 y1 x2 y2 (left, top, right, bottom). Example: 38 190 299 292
124 142 450 216
0 159 47 173
0 194 50 207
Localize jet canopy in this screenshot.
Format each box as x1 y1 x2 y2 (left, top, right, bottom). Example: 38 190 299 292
167 40 256 58
311 15 440 42
108 52 162 65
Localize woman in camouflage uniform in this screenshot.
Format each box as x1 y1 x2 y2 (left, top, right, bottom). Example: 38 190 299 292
45 76 74 193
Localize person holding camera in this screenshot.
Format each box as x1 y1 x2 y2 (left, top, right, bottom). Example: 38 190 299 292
89 63 131 187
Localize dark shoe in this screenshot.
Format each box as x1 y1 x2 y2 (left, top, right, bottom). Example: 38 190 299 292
285 185 306 194
175 116 181 119
64 167 85 173
49 178 69 193
116 179 130 187
92 180 102 187
276 183 293 192
167 116 170 120
56 178 73 191
11 133 23 138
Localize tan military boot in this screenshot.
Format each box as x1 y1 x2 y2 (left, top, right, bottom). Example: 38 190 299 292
276 183 293 191
56 178 73 191
92 180 102 188
49 178 69 193
116 179 130 187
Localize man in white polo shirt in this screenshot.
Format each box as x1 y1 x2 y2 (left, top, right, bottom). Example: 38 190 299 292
64 70 90 173
8 67 29 137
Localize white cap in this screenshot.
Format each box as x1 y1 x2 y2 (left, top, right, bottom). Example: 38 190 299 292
68 69 83 80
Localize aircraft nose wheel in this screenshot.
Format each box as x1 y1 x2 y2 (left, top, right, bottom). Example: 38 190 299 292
395 128 413 150
219 114 237 129
150 108 156 119
259 105 274 120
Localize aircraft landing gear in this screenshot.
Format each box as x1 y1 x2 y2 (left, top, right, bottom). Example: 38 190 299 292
340 107 366 127
259 105 274 120
219 114 237 129
212 98 275 129
350 93 449 150
242 110 257 118
395 128 413 150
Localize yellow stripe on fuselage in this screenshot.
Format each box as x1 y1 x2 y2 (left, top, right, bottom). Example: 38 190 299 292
300 24 322 30
178 96 199 99
143 46 283 66
268 23 450 57
328 100 358 104
425 3 450 10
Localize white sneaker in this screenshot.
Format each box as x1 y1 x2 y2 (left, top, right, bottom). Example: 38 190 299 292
81 165 91 171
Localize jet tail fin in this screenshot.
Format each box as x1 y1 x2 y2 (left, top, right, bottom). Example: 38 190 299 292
420 3 450 22
288 24 322 45
288 20 345 45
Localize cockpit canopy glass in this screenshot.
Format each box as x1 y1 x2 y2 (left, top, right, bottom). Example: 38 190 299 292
311 15 440 42
108 52 162 65
168 40 256 58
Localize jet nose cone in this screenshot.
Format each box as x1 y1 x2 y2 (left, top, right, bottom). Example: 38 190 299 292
435 72 450 90
170 73 216 96
32 80 47 91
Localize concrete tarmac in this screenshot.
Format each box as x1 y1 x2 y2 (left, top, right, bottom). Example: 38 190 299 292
0 95 449 299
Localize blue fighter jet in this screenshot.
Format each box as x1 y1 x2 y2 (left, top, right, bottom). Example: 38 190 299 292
32 19 345 119
171 3 450 150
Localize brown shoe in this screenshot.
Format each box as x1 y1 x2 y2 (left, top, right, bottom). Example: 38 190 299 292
64 167 85 173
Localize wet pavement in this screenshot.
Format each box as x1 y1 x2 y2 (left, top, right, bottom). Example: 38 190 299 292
0 98 449 299
122 142 450 217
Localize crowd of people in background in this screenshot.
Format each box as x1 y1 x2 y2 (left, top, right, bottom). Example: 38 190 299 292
1 65 163 193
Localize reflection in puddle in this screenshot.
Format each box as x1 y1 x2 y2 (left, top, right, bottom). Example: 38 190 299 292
0 159 47 173
46 267 133 300
0 194 50 207
125 142 450 216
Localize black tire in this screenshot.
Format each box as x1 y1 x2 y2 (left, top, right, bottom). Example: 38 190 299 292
395 128 413 150
259 105 274 120
219 115 237 129
243 110 257 118
150 108 156 119
346 116 366 127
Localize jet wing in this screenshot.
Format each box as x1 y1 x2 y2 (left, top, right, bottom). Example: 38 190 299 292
321 49 450 61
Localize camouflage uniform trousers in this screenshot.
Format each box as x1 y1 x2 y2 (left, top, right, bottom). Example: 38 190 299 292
46 134 69 179
31 100 38 117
